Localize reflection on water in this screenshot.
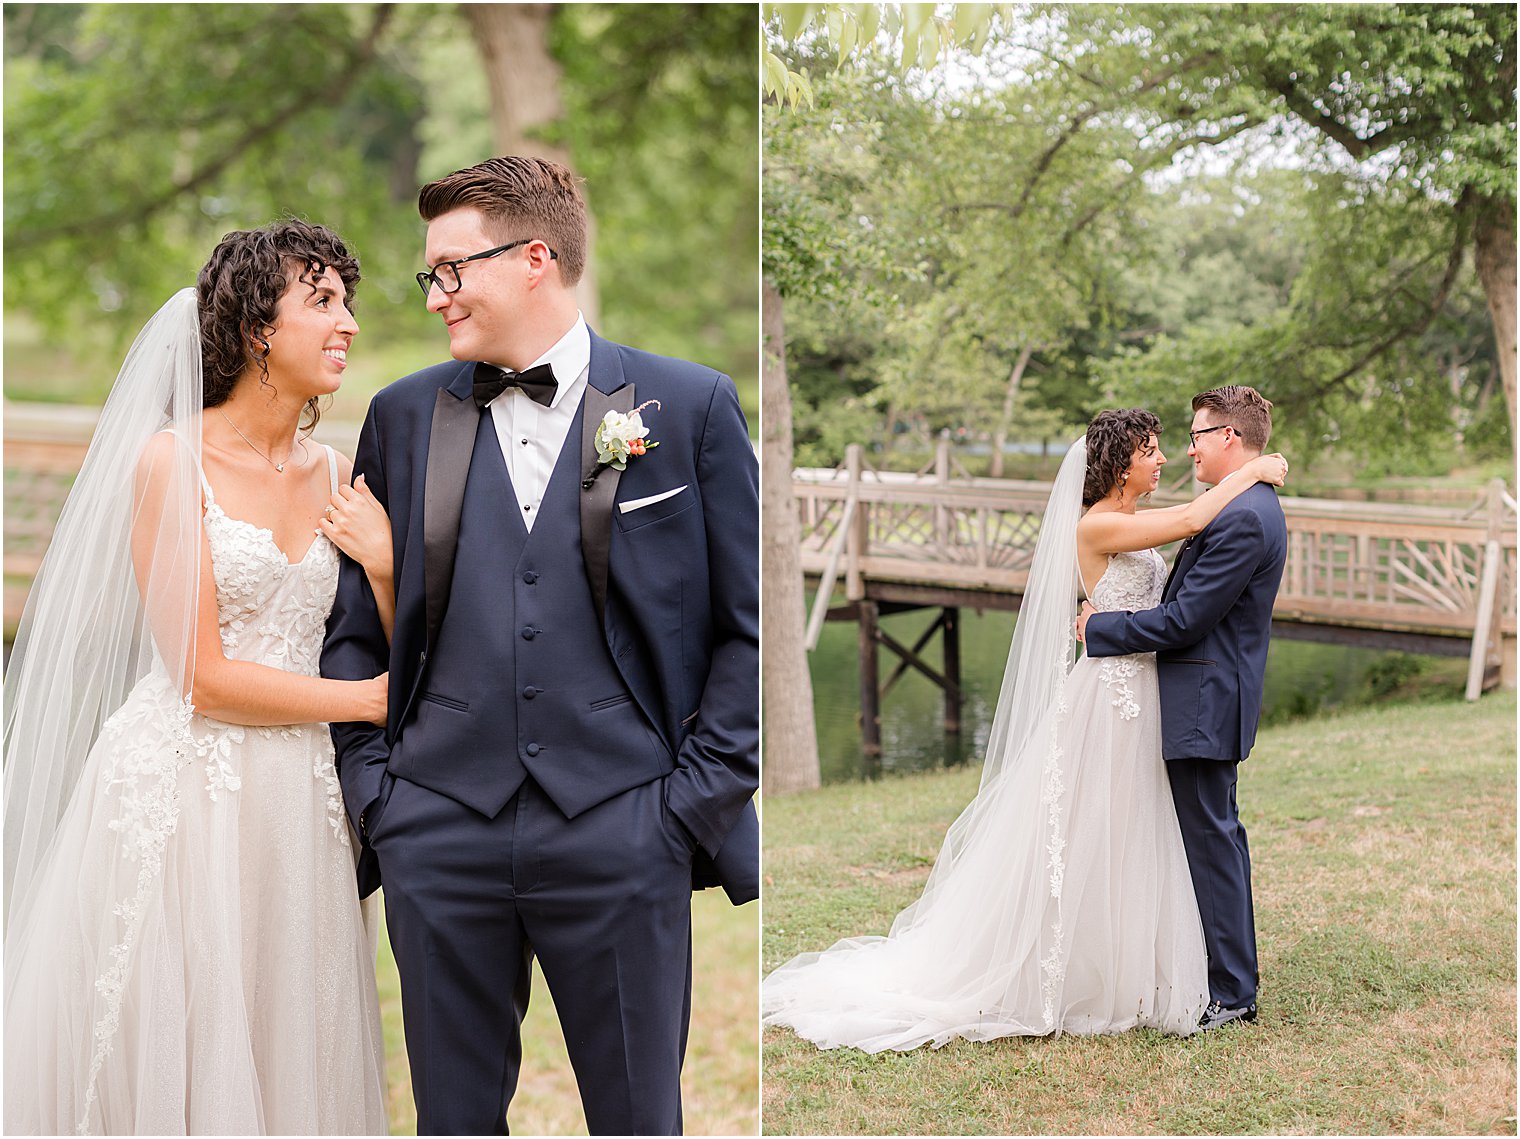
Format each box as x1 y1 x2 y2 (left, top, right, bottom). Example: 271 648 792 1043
808 606 1457 784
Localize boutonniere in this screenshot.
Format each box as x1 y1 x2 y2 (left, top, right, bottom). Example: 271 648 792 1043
594 400 661 471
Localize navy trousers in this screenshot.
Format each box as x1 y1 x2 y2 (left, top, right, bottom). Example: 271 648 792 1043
371 773 694 1135
1166 758 1257 1009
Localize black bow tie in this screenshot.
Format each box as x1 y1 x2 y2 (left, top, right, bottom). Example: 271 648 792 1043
473 361 558 409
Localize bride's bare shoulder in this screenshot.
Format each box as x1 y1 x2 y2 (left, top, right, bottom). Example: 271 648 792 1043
135 429 187 482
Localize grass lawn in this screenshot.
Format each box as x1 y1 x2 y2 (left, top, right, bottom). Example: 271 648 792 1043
374 886 758 1135
761 693 1517 1135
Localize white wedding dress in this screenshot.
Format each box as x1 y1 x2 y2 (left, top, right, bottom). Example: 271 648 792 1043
4 446 387 1135
762 548 1209 1051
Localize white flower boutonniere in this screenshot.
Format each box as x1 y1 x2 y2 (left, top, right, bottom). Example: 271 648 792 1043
595 400 661 471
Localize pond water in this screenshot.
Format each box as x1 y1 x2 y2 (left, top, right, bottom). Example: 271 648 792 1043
807 605 1461 784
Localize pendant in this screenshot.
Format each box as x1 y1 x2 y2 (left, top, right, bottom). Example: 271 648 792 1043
275 462 285 473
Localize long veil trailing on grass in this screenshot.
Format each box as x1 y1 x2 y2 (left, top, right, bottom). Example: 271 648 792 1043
762 436 1207 1049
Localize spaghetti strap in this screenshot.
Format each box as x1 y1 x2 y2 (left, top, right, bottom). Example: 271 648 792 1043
160 426 215 505
324 445 339 495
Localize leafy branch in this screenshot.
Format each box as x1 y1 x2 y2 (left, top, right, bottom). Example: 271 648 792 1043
9 4 396 251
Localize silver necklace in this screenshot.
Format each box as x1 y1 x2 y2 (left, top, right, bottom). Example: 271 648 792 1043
218 408 296 473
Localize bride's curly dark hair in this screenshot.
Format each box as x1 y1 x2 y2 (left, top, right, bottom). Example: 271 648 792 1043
1083 408 1162 508
196 219 360 433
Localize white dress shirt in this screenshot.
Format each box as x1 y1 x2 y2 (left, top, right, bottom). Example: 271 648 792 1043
485 314 591 531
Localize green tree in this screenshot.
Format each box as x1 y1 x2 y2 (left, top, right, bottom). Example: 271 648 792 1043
4 4 429 337
1052 2 1516 450
552 4 759 404
3 3 758 402
770 3 1513 462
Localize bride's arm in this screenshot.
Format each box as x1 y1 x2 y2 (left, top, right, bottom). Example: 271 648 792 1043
1078 452 1288 555
131 434 387 726
319 456 394 641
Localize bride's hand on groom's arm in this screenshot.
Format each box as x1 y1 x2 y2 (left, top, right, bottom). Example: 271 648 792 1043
359 672 388 727
321 473 397 642
321 475 392 581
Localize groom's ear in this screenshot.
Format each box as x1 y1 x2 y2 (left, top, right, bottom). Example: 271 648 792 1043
524 240 561 285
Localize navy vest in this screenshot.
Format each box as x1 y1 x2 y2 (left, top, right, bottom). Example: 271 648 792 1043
388 407 674 818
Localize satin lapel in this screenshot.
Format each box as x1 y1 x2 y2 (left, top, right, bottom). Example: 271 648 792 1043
423 387 481 651
1162 536 1194 601
579 382 635 630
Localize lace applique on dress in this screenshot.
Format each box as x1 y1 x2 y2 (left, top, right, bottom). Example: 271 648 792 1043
1097 659 1142 720
1089 548 1166 614
1088 549 1166 723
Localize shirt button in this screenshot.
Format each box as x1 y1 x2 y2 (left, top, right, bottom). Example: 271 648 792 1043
520 626 536 640
522 686 537 700
520 438 529 445
525 743 541 757
522 571 538 584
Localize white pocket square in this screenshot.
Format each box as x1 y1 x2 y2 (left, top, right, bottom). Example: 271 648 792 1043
618 485 688 514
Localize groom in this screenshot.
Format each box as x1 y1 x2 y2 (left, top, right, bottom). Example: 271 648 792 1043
323 155 758 1134
1077 386 1286 1030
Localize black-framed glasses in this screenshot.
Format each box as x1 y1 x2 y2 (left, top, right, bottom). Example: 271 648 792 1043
1188 424 1234 445
415 239 559 297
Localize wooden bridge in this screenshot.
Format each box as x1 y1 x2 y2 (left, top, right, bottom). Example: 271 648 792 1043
798 443 1516 757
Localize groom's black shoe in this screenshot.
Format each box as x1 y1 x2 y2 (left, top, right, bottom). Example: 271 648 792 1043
1197 1001 1257 1030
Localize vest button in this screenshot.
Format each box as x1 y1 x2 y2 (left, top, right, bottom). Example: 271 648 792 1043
522 686 537 700
522 571 538 584
520 626 536 640
526 742 541 757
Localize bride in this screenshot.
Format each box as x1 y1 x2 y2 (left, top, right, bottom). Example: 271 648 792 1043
761 408 1287 1051
4 220 397 1133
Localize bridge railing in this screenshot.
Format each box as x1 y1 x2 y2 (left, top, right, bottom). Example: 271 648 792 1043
796 443 1516 696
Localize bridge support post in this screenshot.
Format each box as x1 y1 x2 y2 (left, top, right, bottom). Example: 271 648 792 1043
858 599 881 758
943 607 961 735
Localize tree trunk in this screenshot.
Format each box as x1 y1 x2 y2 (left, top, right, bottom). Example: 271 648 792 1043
462 3 600 328
1473 193 1516 454
989 344 1034 479
761 279 821 794
386 115 424 206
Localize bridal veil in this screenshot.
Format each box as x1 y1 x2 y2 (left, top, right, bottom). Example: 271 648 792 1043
4 288 205 936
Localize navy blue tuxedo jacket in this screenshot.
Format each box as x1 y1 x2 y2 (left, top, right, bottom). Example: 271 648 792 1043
322 331 759 902
1084 482 1287 761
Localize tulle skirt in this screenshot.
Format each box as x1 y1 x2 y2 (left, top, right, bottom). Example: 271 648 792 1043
761 652 1208 1052
4 672 387 1134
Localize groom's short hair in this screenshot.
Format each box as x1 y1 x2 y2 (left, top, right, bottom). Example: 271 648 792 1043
1192 386 1272 452
418 156 588 286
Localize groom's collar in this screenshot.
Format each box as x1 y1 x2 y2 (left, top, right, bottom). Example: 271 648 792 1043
442 322 626 401
586 328 628 396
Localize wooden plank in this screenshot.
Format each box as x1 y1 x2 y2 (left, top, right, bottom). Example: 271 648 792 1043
876 623 960 698
1270 619 1472 656
2 439 89 472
